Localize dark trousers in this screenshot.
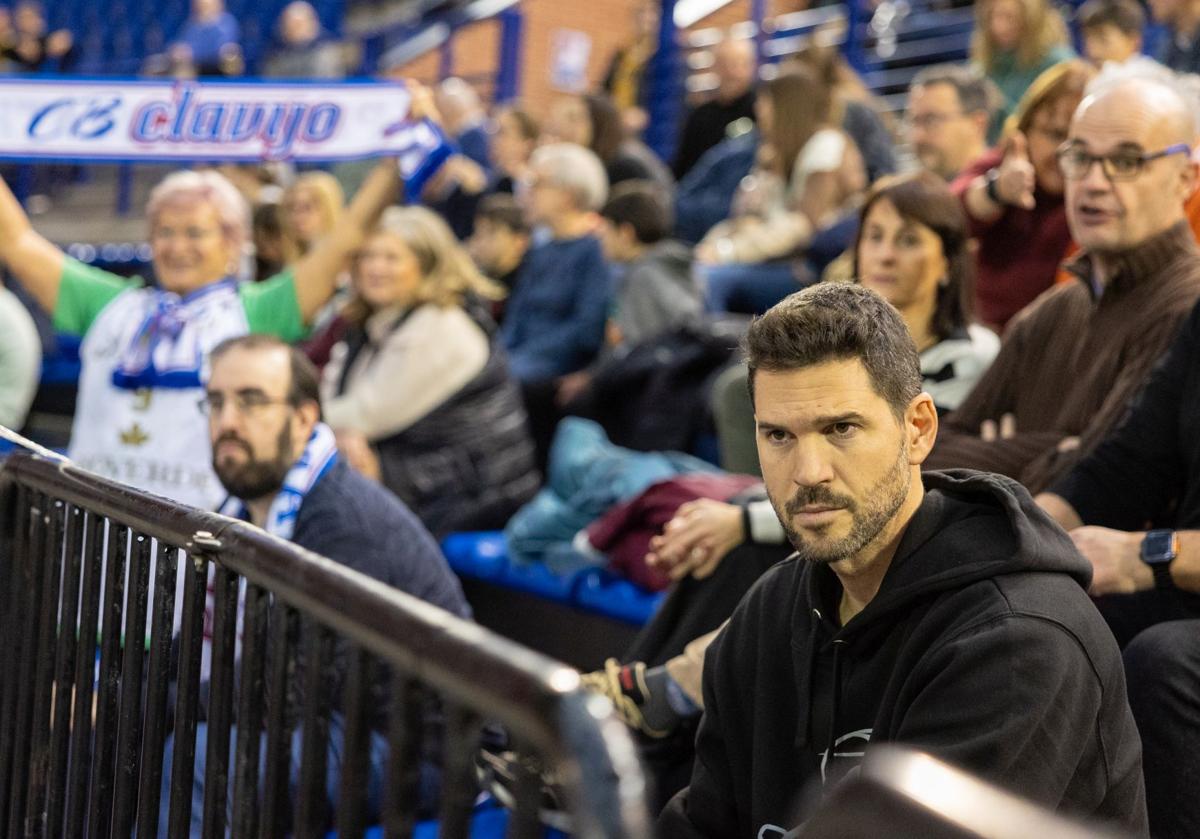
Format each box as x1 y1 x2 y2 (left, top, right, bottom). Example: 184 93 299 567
1098 591 1200 839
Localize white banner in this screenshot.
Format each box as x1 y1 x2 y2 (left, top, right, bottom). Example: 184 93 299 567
0 76 448 165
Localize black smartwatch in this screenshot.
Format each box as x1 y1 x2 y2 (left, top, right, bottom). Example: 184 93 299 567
1140 529 1179 590
984 168 1004 205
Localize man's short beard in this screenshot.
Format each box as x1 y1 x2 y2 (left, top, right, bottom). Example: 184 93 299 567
773 440 912 564
213 422 294 502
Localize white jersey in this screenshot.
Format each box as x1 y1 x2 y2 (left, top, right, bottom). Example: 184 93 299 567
68 281 250 511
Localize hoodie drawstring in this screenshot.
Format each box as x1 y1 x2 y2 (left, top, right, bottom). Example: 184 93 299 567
825 639 846 768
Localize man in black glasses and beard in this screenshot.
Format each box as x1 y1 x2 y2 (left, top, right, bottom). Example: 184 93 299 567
923 71 1200 496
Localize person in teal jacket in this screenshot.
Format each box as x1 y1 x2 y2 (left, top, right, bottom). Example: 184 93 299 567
972 0 1075 141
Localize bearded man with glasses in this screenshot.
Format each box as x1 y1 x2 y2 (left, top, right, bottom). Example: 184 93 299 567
923 73 1200 496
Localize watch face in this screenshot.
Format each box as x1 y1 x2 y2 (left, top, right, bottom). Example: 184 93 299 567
1143 530 1177 564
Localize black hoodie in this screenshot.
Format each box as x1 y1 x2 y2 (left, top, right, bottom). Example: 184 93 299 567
659 470 1147 838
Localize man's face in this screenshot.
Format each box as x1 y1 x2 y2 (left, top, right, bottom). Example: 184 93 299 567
754 359 921 564
1064 90 1194 255
206 346 308 501
906 83 987 180
714 40 757 100
150 201 237 295
1082 25 1141 65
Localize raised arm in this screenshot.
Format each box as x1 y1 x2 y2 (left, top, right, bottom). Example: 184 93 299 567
0 174 66 314
291 83 440 324
290 159 400 323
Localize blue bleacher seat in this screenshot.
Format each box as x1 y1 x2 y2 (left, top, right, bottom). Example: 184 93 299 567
442 532 666 627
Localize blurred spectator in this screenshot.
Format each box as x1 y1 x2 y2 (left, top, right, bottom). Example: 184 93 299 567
1078 0 1147 67
251 201 285 282
789 43 898 184
954 60 1095 330
855 172 1001 411
926 73 1200 494
694 66 866 314
282 172 350 367
602 0 659 135
435 77 492 171
0 282 40 431
322 206 539 536
489 105 540 194
971 0 1074 139
165 334 470 834
545 93 674 193
906 64 999 181
673 57 895 246
1149 0 1200 74
501 142 610 382
0 0 74 72
0 154 401 510
169 0 242 77
262 0 345 79
597 181 701 349
281 171 344 263
672 38 758 180
468 193 531 302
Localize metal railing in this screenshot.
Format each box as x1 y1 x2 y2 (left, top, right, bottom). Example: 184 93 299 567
0 449 653 838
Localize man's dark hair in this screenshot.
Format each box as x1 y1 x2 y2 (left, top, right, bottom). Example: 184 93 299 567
600 180 672 244
475 193 530 236
1077 0 1145 35
209 334 322 413
745 283 922 419
910 64 1000 118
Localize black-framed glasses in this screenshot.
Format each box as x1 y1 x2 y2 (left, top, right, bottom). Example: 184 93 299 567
1055 142 1192 181
197 392 292 417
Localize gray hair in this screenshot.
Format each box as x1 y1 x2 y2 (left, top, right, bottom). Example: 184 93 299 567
529 142 609 212
910 64 1002 118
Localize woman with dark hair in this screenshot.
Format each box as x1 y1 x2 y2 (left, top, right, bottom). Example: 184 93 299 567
954 59 1095 330
856 171 1000 412
545 92 674 191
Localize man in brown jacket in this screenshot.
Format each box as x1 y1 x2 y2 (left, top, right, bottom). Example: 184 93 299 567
924 72 1200 492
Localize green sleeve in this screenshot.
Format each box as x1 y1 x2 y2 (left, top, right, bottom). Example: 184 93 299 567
240 269 306 342
52 258 140 336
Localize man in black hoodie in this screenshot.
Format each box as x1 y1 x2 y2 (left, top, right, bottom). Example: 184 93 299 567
659 283 1147 837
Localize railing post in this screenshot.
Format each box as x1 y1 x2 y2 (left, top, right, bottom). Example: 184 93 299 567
644 0 683 163
842 0 866 76
495 6 524 103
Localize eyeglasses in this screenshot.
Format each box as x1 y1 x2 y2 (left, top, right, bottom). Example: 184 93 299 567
1055 142 1192 181
197 392 292 417
904 111 964 131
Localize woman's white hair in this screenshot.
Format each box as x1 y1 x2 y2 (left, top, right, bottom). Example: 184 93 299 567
146 169 251 255
529 142 609 212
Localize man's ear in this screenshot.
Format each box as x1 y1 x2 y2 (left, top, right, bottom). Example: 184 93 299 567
295 400 321 439
906 392 939 465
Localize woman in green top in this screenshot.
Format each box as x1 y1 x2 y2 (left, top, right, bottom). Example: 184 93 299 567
972 0 1075 141
0 82 440 508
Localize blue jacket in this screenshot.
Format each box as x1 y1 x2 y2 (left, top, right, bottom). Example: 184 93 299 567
673 132 757 245
500 235 610 381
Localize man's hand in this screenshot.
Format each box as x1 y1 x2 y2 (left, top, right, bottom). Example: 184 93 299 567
994 132 1036 210
1070 526 1152 595
980 412 1017 442
646 499 745 581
